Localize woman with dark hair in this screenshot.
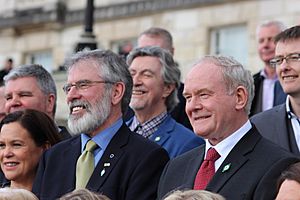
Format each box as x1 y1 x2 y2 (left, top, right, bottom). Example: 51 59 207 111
0 109 61 190
276 162 300 200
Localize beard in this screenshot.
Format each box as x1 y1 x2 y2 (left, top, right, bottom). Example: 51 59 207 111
67 89 112 135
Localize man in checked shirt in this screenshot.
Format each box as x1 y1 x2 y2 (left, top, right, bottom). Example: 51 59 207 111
126 46 204 159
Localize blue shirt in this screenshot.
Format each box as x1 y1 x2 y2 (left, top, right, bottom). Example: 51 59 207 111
80 118 122 167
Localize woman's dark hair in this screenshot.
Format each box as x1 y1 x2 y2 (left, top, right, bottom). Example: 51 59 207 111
277 162 300 192
0 109 61 146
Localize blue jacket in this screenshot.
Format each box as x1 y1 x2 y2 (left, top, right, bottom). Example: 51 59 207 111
127 115 204 158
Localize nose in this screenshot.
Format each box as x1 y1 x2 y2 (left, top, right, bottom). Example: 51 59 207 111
5 96 21 112
279 58 291 71
66 86 81 104
3 146 14 158
185 96 203 115
132 74 142 86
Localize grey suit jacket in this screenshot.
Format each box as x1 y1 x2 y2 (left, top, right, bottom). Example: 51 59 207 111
157 126 299 200
251 104 300 155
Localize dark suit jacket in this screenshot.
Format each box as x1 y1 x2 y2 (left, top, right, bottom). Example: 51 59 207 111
127 115 204 158
251 104 300 155
170 82 192 130
157 126 299 200
58 125 72 140
250 72 286 116
32 123 169 200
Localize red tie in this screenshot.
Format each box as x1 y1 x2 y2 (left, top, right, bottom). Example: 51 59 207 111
193 148 220 190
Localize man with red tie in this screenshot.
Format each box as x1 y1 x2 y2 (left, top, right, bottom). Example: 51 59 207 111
157 55 299 200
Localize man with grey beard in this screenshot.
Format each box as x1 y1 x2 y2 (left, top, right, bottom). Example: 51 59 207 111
32 49 169 200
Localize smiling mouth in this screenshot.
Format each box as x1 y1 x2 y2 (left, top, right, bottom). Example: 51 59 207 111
4 162 18 167
282 75 298 81
132 90 146 95
194 116 210 121
71 105 86 114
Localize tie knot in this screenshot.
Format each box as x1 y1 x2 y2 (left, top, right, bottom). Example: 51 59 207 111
205 148 220 161
85 140 98 152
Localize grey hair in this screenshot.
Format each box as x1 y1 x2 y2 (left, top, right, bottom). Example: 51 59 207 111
256 20 286 37
64 49 133 115
3 64 57 117
0 188 39 200
59 189 110 200
138 27 173 54
195 55 254 115
127 46 180 112
163 189 225 200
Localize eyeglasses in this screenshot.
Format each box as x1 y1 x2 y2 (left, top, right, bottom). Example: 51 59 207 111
269 53 300 67
63 80 114 94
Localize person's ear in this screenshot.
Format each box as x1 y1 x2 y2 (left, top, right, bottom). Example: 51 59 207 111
111 82 125 106
235 86 248 111
163 84 176 98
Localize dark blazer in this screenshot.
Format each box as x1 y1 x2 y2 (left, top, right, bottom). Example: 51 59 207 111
251 104 300 155
170 82 192 130
157 126 299 200
58 125 72 140
32 123 169 200
250 72 286 116
127 115 204 158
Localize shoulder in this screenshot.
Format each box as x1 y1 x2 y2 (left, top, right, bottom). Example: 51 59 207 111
251 104 285 122
256 135 295 158
164 118 204 143
120 123 169 153
46 135 80 154
168 145 203 166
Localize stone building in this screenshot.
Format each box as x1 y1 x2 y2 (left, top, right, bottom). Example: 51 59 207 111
0 0 299 122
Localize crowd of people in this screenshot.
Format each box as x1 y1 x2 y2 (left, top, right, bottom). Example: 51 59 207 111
0 22 299 200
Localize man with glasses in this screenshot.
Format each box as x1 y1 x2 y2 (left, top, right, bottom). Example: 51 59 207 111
250 21 287 116
32 49 169 200
251 25 300 155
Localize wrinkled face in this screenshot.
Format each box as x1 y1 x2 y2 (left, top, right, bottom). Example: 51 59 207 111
276 180 300 200
66 61 112 135
4 77 54 117
183 62 237 144
0 122 44 183
129 56 171 118
138 35 173 54
275 39 300 97
257 25 281 63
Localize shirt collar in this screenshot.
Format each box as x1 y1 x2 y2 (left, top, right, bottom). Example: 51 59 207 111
205 120 252 159
130 111 168 138
286 96 295 119
260 69 278 80
80 118 123 152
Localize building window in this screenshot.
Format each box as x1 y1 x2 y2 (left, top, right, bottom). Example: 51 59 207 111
210 25 248 67
25 50 53 73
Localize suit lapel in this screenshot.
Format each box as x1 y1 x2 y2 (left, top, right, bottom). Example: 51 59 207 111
86 124 129 190
206 127 261 192
62 136 82 191
274 105 291 149
182 146 205 188
149 115 174 145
